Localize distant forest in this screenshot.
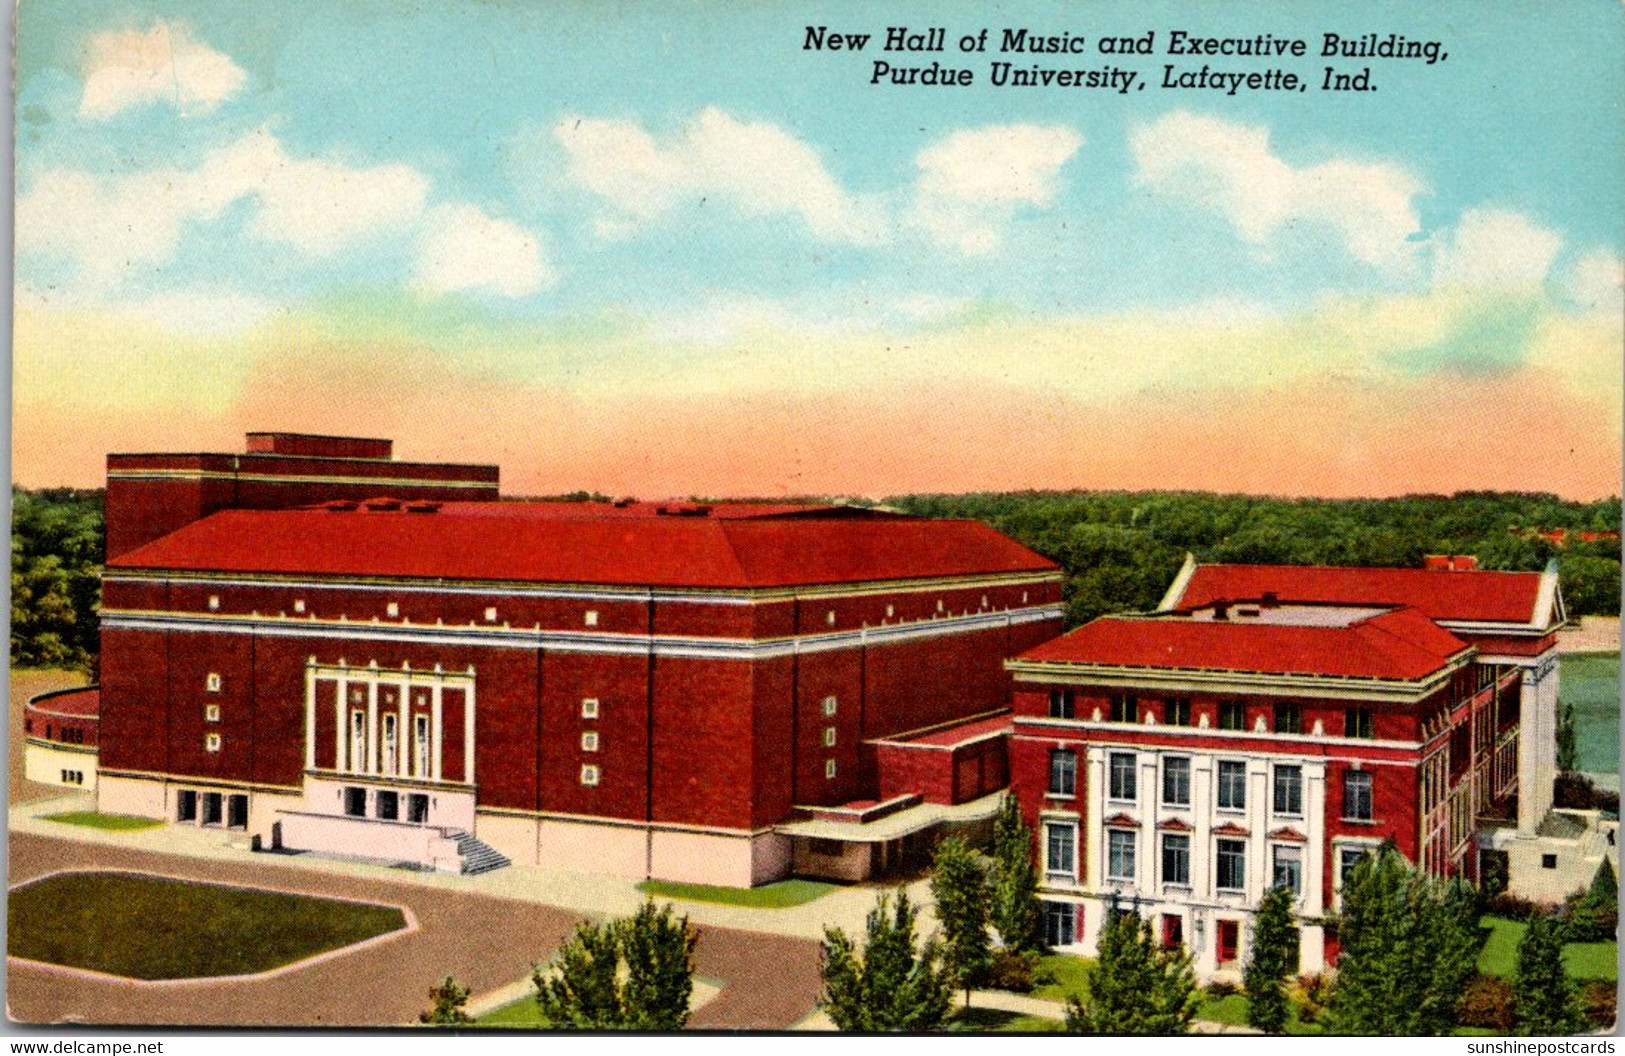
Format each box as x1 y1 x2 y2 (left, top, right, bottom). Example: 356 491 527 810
9 487 1621 671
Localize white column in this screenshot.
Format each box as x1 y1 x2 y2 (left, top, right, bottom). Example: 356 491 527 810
304 663 317 771
1249 765 1269 903
1085 750 1105 887
1139 755 1157 893
1193 755 1214 899
1304 762 1327 915
432 684 445 783
366 678 379 775
1517 654 1559 834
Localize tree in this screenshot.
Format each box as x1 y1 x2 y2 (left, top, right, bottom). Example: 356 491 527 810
419 975 473 1025
1556 701 1579 773
533 900 699 1029
1569 859 1618 942
990 794 1042 952
1244 886 1300 1033
930 836 994 999
1327 848 1483 1035
1511 912 1587 1036
819 890 955 1031
1065 900 1198 1034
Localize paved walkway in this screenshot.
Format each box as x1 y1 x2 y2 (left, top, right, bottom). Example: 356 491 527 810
1558 616 1620 655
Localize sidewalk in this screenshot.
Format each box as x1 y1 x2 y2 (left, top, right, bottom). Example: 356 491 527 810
791 986 1258 1033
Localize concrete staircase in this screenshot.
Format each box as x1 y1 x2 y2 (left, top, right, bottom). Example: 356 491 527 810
447 829 512 875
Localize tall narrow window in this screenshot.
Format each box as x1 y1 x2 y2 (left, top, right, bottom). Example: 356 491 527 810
1162 757 1191 807
1217 760 1247 810
349 710 366 772
1049 689 1075 719
381 713 398 775
1046 824 1077 876
1164 697 1191 727
1107 830 1137 881
1274 702 1302 733
1343 771 1374 821
413 713 431 778
1345 708 1375 739
1219 701 1246 731
1049 750 1077 796
1272 764 1303 815
1272 845 1303 894
1216 838 1247 891
1110 693 1137 723
1044 901 1076 948
1109 752 1137 801
1161 833 1191 885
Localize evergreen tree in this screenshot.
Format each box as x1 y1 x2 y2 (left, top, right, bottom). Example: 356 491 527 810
930 836 995 999
990 794 1043 952
1065 901 1198 1034
1570 859 1618 941
1327 848 1484 1035
619 900 700 1029
819 890 955 1031
1243 886 1299 1033
1511 913 1587 1036
1556 701 1579 773
533 919 627 1028
419 975 474 1025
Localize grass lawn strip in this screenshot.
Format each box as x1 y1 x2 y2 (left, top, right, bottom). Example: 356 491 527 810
634 878 835 909
1030 953 1094 1002
41 812 164 831
1478 915 1619 982
8 871 406 980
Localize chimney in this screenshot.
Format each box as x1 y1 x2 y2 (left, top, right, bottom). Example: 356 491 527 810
1261 591 1278 609
1213 602 1229 621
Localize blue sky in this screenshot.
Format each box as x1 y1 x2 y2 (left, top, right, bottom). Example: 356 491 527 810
12 0 1624 497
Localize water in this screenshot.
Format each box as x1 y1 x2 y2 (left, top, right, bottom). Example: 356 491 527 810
1563 652 1620 779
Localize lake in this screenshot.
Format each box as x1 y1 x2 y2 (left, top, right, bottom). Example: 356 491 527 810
1564 652 1620 779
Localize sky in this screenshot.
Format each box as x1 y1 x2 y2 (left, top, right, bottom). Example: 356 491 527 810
11 0 1624 499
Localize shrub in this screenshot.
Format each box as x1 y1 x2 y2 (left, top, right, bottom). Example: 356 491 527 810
1483 892 1546 921
1294 973 1332 1006
1456 974 1515 1032
1581 980 1617 1032
1554 773 1620 813
1205 979 1239 998
987 948 1040 993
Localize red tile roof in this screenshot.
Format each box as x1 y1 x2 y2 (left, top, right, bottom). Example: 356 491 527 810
1173 563 1546 625
25 687 100 719
1015 606 1469 682
107 504 1058 589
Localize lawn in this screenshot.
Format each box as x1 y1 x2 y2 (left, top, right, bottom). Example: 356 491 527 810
951 1006 1065 1033
1196 992 1249 1025
476 996 547 1027
8 871 407 979
634 878 836 908
1477 915 1618 982
41 811 164 831
1031 953 1094 1002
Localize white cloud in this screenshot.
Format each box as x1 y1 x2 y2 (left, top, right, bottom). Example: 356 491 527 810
1431 207 1564 290
80 22 246 120
1130 111 1423 270
554 107 885 245
907 124 1083 255
414 203 553 297
17 128 429 287
1564 249 1624 312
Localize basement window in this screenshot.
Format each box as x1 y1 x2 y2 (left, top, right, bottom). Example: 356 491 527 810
581 765 601 787
582 698 600 719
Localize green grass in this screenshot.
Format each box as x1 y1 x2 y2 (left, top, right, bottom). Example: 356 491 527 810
1197 992 1250 1025
1478 915 1619 982
950 1006 1065 1033
634 878 836 908
1030 953 1095 1002
8 871 406 979
41 812 164 831
476 996 548 1027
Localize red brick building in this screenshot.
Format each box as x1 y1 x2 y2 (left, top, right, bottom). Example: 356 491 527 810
94 433 1064 885
1005 557 1563 976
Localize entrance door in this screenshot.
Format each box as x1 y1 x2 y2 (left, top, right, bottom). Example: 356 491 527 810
407 793 429 824
227 794 249 830
1216 919 1240 964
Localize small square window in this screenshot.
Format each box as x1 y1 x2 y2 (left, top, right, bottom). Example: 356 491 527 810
582 731 600 752
825 759 837 780
205 733 222 753
885 605 895 618
293 599 306 613
386 602 399 617
823 727 837 748
484 607 499 622
208 595 220 611
584 610 599 627
205 704 221 723
936 599 944 613
822 696 838 717
826 610 836 626
582 698 600 719
580 764 600 786
206 672 222 693
1541 854 1558 870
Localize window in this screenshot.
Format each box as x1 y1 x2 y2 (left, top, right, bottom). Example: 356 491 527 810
820 726 837 748
1345 707 1375 739
343 787 367 817
376 790 399 821
206 672 222 693
381 713 398 774
1216 919 1240 963
1161 914 1184 949
1216 838 1247 891
822 695 838 718
1162 757 1191 807
294 599 306 613
825 610 837 626
205 732 222 753
407 793 429 824
1343 771 1374 821
1274 702 1301 733
1043 901 1076 948
1541 854 1558 870
885 605 895 619
810 839 842 857
349 710 367 772
208 595 220 611
1273 764 1303 815
1107 830 1137 881
582 698 599 719
1161 833 1191 885
485 607 499 622
1272 845 1303 893
202 792 223 826
1339 847 1372 888
1164 697 1191 727
583 610 598 627
1217 760 1247 810
582 731 600 752
1046 823 1078 875
1048 689 1075 719
176 790 198 823
1219 701 1246 731
1049 750 1078 796
1109 752 1137 801
1110 693 1137 723
205 704 221 723
386 602 399 617
413 713 431 778
825 759 837 780
581 764 601 786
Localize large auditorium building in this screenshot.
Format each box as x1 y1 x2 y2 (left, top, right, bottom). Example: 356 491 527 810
88 433 1065 885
